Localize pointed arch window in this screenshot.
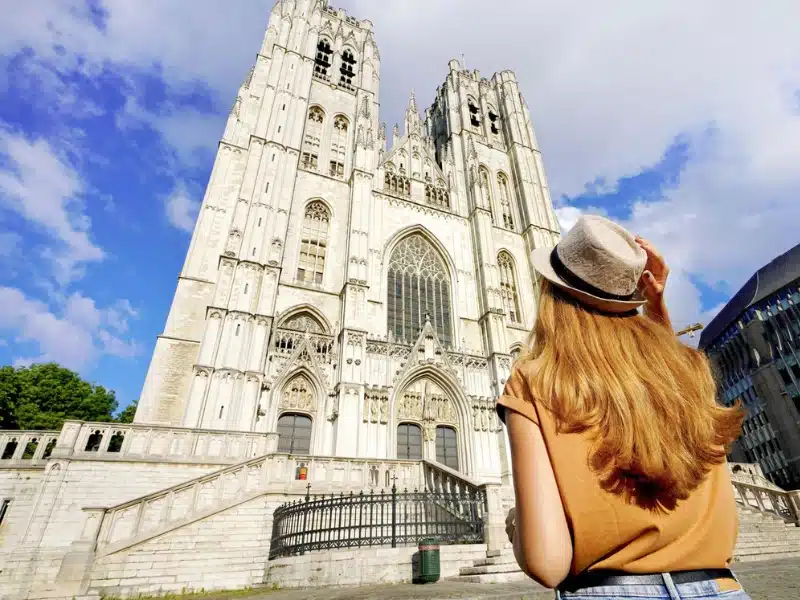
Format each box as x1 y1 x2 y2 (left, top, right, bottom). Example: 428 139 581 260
487 106 501 135
435 426 459 470
277 413 312 454
510 346 522 363
302 106 325 171
314 39 333 81
497 173 515 230
498 252 521 324
340 49 357 90
397 423 422 460
468 98 481 128
387 234 452 346
329 115 349 179
297 201 330 285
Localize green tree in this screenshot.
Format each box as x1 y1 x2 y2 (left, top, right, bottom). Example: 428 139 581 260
0 366 21 429
0 363 118 430
116 401 138 424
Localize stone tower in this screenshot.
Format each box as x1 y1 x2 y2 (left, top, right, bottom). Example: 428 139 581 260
134 0 559 483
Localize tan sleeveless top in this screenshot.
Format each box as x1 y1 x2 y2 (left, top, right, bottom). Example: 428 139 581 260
496 360 738 576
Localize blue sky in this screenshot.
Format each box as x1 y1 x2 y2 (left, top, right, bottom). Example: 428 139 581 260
1 0 799 413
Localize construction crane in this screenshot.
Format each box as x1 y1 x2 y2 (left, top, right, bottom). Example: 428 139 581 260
676 323 703 338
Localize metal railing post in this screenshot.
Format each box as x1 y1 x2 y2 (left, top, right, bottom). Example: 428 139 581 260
391 482 397 548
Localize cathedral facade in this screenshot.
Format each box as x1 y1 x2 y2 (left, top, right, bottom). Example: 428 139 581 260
0 2 562 597
135 0 560 484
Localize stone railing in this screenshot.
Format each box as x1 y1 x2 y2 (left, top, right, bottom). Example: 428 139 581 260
729 462 785 492
422 460 506 554
283 454 425 492
82 454 429 557
52 421 279 465
732 480 800 524
85 453 279 556
0 430 60 466
423 459 482 496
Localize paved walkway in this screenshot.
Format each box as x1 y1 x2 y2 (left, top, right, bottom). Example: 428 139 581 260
199 558 799 599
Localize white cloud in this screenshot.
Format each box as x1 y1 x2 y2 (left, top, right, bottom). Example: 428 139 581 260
340 0 800 331
3 0 799 334
0 1 268 158
164 182 200 234
0 131 104 283
555 206 609 233
0 286 142 371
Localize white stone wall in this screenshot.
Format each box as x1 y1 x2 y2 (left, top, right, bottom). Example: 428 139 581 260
0 460 219 599
0 470 44 568
265 544 488 588
88 494 282 597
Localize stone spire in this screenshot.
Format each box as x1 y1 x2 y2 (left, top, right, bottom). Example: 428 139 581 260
404 89 420 134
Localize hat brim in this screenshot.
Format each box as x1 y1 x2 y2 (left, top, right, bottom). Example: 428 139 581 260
531 247 647 314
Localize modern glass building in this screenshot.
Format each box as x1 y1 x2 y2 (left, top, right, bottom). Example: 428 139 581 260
699 243 800 489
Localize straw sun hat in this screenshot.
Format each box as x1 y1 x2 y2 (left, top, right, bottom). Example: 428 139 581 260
531 215 648 314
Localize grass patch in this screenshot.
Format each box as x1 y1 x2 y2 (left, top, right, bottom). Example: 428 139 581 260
99 585 278 600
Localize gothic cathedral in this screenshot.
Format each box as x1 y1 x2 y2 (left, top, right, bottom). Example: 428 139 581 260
135 0 560 484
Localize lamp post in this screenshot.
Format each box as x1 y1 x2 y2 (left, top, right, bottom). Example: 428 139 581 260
676 323 703 338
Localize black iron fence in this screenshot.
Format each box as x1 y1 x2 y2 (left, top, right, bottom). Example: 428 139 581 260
268 484 486 559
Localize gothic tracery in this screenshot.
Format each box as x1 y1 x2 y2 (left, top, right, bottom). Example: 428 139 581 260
387 235 452 346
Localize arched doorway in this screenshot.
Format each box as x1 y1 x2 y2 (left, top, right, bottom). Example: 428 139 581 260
392 377 465 472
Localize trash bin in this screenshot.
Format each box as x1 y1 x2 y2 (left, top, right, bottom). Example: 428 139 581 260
415 538 440 583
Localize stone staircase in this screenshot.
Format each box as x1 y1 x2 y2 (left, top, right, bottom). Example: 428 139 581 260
452 505 800 584
733 506 800 562
456 542 533 584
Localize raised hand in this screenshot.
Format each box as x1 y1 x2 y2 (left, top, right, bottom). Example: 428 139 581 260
635 236 669 303
635 236 672 331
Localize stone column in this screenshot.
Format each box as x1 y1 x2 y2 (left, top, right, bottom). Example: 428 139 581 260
51 506 104 596
788 490 800 524
480 482 507 557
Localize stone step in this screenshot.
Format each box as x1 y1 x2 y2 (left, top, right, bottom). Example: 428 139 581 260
460 562 523 576
739 528 800 536
740 514 794 523
455 571 533 584
735 541 800 554
736 532 800 543
473 553 519 567
733 549 800 563
740 524 798 531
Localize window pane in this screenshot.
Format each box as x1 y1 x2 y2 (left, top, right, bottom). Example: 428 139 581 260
397 423 422 460
436 426 458 470
277 414 312 454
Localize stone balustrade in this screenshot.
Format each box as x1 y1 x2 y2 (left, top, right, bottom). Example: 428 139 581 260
281 454 425 492
732 480 799 523
92 453 279 556
0 430 59 466
729 462 785 491
728 461 800 523
423 459 481 496
86 454 428 557
51 421 279 465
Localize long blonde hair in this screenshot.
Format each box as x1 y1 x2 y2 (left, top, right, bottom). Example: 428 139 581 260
527 280 743 509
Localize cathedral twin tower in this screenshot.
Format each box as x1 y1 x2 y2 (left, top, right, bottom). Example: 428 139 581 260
135 0 559 483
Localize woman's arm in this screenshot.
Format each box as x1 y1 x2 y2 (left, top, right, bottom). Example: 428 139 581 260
506 410 573 588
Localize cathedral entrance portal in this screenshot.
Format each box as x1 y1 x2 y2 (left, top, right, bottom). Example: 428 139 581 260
394 377 462 471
